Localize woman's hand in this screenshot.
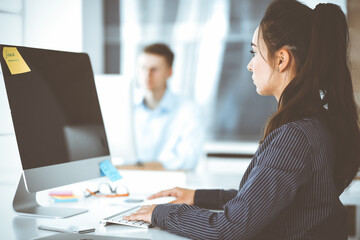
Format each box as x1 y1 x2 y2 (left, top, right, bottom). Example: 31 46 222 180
123 204 156 223
147 187 195 205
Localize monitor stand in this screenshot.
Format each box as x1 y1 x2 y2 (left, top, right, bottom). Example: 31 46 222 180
13 174 88 218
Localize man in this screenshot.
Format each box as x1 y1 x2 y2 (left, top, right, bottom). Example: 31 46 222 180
133 43 205 170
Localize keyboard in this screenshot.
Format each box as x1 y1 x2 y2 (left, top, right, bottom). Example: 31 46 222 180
100 206 152 228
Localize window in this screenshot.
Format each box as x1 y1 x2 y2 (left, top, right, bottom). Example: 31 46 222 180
84 0 346 143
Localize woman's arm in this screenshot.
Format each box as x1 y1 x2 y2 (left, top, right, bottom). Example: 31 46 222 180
150 125 313 239
194 189 238 210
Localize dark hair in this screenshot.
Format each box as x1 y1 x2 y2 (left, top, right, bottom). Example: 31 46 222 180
143 43 174 67
259 0 360 194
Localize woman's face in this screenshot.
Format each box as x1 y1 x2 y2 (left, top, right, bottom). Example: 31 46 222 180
247 27 280 100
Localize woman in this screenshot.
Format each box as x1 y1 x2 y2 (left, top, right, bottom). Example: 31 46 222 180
124 0 360 239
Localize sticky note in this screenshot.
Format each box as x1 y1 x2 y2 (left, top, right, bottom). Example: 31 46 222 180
99 160 122 182
52 196 78 203
49 190 74 196
3 47 31 75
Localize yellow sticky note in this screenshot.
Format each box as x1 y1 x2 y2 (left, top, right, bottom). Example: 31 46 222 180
3 47 31 75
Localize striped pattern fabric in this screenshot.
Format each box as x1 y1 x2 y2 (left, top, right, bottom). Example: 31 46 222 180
152 118 348 240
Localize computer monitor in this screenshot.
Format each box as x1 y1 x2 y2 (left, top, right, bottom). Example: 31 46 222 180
0 45 111 218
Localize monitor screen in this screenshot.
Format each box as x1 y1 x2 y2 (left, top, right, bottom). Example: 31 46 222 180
0 45 110 193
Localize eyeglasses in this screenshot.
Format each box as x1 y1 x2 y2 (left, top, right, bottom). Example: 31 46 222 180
84 183 130 198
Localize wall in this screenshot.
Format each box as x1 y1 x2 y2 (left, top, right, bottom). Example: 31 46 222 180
0 0 22 134
348 0 360 104
23 0 83 52
0 0 84 135
83 0 104 74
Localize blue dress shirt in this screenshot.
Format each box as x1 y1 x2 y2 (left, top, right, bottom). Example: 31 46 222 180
134 88 205 170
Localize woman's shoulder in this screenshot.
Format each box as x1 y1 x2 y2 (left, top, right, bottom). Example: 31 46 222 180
255 117 331 170
283 117 329 141
263 117 331 152
287 117 324 130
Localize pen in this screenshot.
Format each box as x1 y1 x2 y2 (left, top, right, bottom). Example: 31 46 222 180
38 225 95 234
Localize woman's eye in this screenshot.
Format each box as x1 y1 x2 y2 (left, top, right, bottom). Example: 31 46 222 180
250 50 256 57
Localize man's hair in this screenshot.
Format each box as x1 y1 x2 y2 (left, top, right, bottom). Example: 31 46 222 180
143 43 174 67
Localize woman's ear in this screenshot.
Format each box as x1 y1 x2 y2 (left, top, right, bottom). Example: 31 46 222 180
276 48 291 72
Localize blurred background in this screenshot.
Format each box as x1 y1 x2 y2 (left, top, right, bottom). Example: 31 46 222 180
2 2 360 239
0 0 351 158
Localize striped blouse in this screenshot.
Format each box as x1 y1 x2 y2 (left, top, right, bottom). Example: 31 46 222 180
151 118 348 240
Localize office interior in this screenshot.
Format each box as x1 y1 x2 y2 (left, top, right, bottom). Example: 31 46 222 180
1 0 360 239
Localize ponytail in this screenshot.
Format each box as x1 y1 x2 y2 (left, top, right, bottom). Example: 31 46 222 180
307 3 360 193
307 3 350 111
260 0 360 194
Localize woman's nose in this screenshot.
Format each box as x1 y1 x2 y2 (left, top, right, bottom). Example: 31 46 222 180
247 61 253 72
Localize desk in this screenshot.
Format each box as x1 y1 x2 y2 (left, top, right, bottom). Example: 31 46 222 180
2 133 360 240
0 134 242 240
0 168 242 240
3 172 360 240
